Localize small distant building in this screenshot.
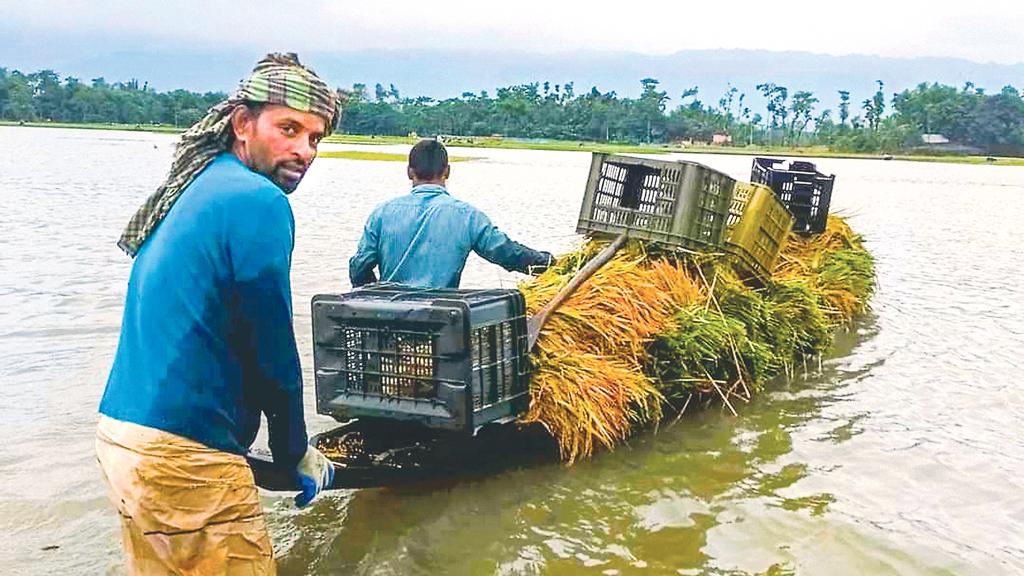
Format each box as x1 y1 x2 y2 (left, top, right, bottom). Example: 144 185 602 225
711 133 732 146
913 133 984 156
921 133 950 145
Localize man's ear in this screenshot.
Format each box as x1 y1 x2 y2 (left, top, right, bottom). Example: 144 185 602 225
407 166 416 181
443 165 451 179
230 106 254 142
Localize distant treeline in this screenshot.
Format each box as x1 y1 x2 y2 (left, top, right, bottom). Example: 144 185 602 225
3 66 1023 155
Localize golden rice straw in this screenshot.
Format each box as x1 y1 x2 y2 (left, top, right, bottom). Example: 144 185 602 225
519 240 704 461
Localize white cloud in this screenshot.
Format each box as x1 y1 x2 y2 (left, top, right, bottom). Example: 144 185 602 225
4 0 1024 64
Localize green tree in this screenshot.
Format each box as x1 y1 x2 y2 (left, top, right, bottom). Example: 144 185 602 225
862 80 885 131
756 82 788 144
638 77 668 142
0 68 9 117
28 69 64 120
838 90 850 127
4 71 36 120
788 90 819 144
966 85 1024 149
718 84 738 131
813 109 834 144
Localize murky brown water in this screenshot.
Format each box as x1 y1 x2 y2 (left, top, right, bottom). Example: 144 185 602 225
1 127 1022 575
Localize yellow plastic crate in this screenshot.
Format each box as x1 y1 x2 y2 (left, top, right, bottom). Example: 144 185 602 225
724 182 794 283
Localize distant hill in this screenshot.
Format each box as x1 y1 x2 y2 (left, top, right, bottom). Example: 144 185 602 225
4 43 1024 111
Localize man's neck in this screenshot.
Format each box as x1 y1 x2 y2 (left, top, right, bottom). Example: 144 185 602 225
412 179 446 187
230 142 252 170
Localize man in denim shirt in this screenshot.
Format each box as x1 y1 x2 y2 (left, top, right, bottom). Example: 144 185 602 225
349 139 553 288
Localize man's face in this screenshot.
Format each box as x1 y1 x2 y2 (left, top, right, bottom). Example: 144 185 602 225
233 104 327 192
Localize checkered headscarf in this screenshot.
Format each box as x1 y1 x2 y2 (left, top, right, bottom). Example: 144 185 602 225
117 53 342 257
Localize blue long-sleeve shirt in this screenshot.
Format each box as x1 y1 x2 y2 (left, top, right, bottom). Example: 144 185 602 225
349 184 550 288
99 153 308 468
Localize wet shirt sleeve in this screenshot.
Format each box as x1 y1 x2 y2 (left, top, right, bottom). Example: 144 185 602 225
229 193 308 469
469 207 551 274
349 206 381 287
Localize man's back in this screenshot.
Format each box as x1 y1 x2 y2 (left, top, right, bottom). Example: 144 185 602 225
100 153 304 459
350 183 549 288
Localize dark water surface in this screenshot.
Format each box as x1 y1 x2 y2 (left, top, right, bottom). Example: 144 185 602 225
1 127 1022 575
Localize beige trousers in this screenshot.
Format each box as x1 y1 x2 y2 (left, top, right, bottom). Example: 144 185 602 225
95 416 276 575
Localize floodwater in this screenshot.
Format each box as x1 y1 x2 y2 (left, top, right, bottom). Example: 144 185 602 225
1 126 1022 575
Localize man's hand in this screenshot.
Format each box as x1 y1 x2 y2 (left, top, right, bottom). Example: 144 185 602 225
293 446 334 508
350 266 378 288
528 251 555 275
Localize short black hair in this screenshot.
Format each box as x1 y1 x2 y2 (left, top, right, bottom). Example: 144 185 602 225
228 101 268 146
241 101 267 118
408 139 448 180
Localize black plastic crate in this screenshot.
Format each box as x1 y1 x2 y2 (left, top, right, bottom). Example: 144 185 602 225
312 285 531 434
576 153 736 250
751 157 835 234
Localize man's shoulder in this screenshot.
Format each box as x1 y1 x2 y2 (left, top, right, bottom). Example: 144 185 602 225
370 190 482 222
441 195 487 219
194 154 286 209
412 191 479 212
189 153 274 193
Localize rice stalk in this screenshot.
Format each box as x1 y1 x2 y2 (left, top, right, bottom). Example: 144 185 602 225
520 214 876 463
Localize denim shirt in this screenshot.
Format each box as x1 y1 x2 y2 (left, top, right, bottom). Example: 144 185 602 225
349 184 549 288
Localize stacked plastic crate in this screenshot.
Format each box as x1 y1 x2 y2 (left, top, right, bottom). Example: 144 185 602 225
723 181 794 283
311 286 531 434
751 157 835 234
575 153 736 249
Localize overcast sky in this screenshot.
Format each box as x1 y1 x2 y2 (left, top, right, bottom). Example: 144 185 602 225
4 0 1024 64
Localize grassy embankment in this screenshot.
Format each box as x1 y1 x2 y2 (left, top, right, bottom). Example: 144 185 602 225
0 120 182 133
318 150 474 162
669 143 1024 166
323 134 677 155
5 121 1024 165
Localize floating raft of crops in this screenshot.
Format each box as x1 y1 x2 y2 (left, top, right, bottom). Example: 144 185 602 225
519 214 876 463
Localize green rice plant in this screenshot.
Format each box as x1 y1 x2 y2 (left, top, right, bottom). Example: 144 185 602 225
647 300 777 402
815 248 876 320
763 279 832 367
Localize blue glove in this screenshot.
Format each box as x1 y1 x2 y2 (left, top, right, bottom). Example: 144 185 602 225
293 446 334 508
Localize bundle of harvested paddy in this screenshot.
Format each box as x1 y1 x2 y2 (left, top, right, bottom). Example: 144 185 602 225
524 241 704 359
522 352 661 464
519 241 703 461
762 280 833 371
648 215 874 407
520 214 875 462
647 268 832 407
773 216 876 323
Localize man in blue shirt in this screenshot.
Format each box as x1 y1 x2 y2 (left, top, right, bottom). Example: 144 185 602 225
96 54 338 574
349 139 553 288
